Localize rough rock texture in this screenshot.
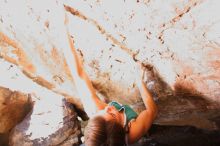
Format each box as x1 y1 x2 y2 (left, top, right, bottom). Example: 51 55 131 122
0 0 220 144
9 99 81 146
0 87 32 146
0 87 32 133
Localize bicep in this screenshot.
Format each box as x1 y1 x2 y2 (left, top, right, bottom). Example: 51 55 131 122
128 110 155 144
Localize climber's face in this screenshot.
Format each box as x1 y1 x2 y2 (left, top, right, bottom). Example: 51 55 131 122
96 105 124 125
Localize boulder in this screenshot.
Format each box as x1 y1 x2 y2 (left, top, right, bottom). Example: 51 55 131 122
0 59 82 146
9 98 81 146
0 87 32 146
0 0 220 135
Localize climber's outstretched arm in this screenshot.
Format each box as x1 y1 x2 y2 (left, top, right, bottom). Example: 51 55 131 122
128 63 158 144
67 32 107 112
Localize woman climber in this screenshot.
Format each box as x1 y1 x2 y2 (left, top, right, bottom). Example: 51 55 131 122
67 34 158 146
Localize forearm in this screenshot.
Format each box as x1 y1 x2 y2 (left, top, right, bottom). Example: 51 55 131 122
137 81 158 118
80 72 107 109
69 56 106 110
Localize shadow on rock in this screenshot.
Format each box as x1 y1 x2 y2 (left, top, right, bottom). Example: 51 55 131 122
139 124 220 146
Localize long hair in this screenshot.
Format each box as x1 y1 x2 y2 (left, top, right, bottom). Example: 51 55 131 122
84 115 126 146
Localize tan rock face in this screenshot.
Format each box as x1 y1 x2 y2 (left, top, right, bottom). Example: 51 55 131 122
0 86 32 133
0 87 32 146
0 0 220 136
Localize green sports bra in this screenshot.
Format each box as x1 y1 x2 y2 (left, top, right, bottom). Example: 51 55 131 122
108 101 138 124
109 101 138 144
